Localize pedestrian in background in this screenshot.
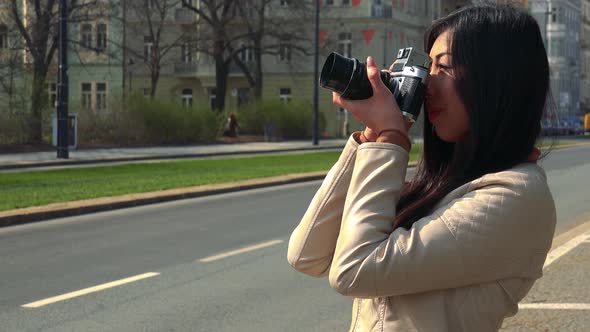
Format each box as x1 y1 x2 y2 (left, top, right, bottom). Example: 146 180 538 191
223 112 239 138
288 3 555 331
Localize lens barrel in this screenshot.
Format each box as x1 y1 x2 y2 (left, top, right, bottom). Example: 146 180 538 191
320 52 398 100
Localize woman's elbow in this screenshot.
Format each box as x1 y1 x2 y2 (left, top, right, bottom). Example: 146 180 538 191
329 266 355 295
287 251 331 278
329 266 376 297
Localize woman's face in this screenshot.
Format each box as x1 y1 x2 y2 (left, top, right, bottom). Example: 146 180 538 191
425 30 470 142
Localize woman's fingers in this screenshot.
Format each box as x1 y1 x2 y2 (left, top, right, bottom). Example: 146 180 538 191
366 57 386 96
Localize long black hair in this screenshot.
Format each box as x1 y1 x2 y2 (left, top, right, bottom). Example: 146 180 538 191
393 3 554 230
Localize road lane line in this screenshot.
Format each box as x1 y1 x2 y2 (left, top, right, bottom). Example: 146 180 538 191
519 303 590 310
197 239 283 263
21 272 160 308
543 232 590 269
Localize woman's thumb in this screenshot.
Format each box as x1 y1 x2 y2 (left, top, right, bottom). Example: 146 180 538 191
366 56 384 94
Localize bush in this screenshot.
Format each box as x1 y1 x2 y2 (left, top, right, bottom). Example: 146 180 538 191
236 99 326 140
77 93 224 146
0 111 29 144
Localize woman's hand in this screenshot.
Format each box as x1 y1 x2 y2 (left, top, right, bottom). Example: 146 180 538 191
332 56 412 136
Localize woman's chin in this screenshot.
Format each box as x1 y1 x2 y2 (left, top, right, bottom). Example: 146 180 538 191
434 126 465 143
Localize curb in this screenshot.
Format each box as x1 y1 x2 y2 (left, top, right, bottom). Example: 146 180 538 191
0 160 417 228
0 171 330 228
2 140 587 228
0 145 346 171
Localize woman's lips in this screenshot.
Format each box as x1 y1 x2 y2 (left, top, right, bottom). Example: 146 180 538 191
427 106 443 121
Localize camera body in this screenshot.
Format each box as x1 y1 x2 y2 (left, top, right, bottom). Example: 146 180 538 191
319 47 431 123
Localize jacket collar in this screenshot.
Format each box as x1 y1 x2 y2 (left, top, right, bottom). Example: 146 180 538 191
527 147 541 163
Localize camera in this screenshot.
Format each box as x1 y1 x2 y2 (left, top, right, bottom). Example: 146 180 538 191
319 47 431 123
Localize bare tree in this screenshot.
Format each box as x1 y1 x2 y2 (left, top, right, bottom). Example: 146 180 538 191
231 0 314 100
123 0 187 98
0 22 23 111
7 0 98 143
182 0 251 111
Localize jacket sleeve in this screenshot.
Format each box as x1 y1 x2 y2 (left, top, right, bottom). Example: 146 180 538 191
287 134 360 278
328 143 556 298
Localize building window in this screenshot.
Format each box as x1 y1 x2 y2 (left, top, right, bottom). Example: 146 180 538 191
182 88 193 107
279 87 291 103
49 83 57 108
96 23 107 51
407 0 416 15
181 42 192 63
279 0 289 6
145 0 157 10
80 24 92 49
279 43 291 62
325 0 334 6
209 88 217 109
237 87 251 106
144 36 153 62
338 32 352 57
81 82 107 112
239 44 253 63
96 83 107 111
341 0 350 6
0 24 8 49
81 83 92 110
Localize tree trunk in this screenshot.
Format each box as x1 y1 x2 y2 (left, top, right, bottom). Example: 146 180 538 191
150 66 160 99
254 38 263 100
28 63 48 144
150 50 160 99
213 38 228 111
214 58 228 111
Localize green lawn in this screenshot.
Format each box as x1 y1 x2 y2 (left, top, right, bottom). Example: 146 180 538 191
0 149 422 212
0 139 575 212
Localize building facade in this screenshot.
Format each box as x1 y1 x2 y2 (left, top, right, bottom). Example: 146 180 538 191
530 0 582 124
123 0 441 137
0 0 123 116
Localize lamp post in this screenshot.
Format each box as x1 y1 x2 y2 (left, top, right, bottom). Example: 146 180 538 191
313 0 320 145
57 0 69 159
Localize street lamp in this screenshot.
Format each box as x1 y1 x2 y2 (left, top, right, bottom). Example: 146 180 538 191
57 0 69 159
313 0 320 145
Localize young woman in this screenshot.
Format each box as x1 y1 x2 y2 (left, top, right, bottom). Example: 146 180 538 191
288 4 556 331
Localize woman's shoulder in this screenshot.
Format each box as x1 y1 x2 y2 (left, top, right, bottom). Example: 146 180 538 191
469 162 548 192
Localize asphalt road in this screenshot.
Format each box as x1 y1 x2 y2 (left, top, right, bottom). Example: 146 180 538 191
0 144 589 331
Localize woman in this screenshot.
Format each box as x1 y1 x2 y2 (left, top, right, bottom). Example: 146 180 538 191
287 3 556 332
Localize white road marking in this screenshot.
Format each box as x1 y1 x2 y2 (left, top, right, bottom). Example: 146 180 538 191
543 232 590 269
197 239 284 263
21 272 160 308
519 303 590 310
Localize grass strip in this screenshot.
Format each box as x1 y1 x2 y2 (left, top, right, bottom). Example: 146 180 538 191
0 149 421 212
0 139 574 212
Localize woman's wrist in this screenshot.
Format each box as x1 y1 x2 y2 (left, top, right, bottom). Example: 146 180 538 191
353 130 373 144
376 129 411 152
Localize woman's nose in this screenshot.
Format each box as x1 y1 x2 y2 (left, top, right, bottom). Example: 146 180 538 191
425 76 435 99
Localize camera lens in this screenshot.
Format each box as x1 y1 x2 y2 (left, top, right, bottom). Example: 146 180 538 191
320 53 356 96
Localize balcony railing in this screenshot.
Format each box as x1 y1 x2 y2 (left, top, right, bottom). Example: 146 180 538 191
175 8 197 23
229 61 256 75
371 5 392 18
174 62 198 77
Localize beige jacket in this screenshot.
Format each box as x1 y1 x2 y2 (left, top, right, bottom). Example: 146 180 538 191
287 135 556 332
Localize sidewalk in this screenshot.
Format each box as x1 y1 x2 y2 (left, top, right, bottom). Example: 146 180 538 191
0 139 348 171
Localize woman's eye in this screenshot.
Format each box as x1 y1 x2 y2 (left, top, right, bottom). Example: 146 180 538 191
438 64 451 70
